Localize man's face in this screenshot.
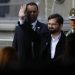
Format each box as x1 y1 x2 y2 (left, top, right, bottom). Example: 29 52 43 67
48 18 61 34
69 19 75 29
26 5 38 23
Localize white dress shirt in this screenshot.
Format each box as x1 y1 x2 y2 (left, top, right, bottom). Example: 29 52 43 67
51 33 61 59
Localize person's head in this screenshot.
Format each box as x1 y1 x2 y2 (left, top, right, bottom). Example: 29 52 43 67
0 46 16 68
25 2 39 23
69 19 75 29
48 13 63 35
68 8 75 29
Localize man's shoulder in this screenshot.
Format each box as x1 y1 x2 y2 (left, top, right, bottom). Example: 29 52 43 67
66 30 72 37
60 31 66 40
14 25 23 32
37 21 46 26
61 31 66 36
15 25 20 30
37 21 48 32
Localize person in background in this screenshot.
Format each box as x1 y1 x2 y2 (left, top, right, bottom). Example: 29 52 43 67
63 33 75 66
0 46 18 72
55 33 75 68
66 13 75 36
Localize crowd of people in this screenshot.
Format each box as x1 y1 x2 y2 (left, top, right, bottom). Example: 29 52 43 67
0 1 75 72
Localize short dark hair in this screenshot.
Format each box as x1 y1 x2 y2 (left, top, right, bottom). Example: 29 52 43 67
48 13 64 25
26 2 38 11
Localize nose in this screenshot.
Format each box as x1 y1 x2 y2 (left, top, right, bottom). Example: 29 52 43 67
31 11 34 15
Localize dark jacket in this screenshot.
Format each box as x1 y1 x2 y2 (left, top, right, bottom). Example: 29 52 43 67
50 31 66 62
40 31 66 67
12 20 48 70
56 33 75 67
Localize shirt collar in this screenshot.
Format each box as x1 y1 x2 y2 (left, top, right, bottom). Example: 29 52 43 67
31 20 37 27
51 32 61 41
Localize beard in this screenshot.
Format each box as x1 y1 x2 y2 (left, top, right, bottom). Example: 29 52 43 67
48 27 59 34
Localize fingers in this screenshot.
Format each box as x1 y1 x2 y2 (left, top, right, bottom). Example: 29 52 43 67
19 4 26 17
18 4 26 24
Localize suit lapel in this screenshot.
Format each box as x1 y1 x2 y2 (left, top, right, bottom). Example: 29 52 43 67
39 32 51 58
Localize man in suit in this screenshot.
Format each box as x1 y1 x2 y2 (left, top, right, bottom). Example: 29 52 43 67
47 13 66 65
38 14 66 69
66 14 75 36
12 2 48 70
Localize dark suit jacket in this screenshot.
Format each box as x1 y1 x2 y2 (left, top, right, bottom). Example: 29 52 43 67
40 31 66 68
12 20 48 69
51 31 66 61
